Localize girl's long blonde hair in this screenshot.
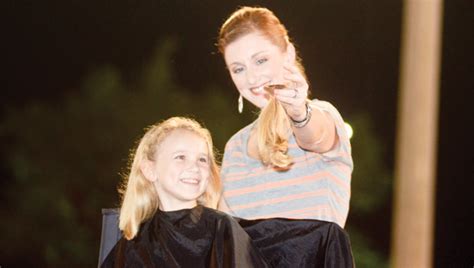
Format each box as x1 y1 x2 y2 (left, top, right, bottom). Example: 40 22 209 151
118 117 221 240
218 6 307 169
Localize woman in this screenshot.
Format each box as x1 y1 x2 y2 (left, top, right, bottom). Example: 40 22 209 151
217 6 353 227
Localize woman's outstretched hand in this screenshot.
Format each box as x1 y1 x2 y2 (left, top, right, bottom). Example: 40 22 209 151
273 63 309 121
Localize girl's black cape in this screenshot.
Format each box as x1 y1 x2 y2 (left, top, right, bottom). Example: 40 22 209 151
101 206 353 268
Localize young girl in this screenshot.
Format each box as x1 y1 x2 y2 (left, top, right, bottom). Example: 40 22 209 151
101 117 268 267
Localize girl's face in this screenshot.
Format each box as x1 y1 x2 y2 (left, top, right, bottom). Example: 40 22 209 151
224 32 289 109
151 129 210 211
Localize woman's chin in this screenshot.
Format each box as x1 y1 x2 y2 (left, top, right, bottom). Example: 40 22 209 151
249 96 271 109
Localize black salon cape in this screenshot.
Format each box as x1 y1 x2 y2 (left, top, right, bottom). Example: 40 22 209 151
101 206 353 268
238 218 353 267
101 206 268 268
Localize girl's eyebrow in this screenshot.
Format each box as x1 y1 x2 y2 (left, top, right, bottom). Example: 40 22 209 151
170 149 186 154
171 150 208 156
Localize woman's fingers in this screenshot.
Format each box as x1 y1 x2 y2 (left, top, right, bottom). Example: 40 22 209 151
283 64 308 92
284 72 306 86
274 88 305 108
274 63 309 118
275 88 298 99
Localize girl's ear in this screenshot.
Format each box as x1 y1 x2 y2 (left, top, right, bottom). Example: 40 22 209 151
285 43 296 64
140 159 158 182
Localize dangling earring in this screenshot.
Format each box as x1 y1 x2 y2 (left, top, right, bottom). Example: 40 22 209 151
238 94 243 114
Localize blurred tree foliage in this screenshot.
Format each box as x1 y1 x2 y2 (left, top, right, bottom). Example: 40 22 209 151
0 38 391 267
347 113 393 267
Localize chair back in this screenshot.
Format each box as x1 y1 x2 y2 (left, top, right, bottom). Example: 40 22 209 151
98 208 121 267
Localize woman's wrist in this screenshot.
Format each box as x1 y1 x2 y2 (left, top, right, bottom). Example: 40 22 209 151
288 104 307 121
290 102 312 128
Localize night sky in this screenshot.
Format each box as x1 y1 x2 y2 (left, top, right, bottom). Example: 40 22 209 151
3 0 473 266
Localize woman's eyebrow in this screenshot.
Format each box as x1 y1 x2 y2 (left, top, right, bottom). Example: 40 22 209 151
228 50 268 66
250 50 267 59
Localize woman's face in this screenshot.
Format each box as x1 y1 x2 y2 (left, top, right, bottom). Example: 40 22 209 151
224 32 289 109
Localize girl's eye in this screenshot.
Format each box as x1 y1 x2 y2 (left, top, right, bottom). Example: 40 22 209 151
174 155 185 160
199 157 208 163
232 67 244 74
256 58 268 65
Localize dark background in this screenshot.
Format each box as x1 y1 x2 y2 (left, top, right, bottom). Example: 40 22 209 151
1 0 472 267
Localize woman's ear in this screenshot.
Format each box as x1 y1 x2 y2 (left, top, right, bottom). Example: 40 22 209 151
285 43 296 64
140 159 158 182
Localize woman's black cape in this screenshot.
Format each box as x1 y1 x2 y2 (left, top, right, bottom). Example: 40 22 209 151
101 206 353 268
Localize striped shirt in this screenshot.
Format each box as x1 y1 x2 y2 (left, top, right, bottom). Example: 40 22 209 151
220 99 353 227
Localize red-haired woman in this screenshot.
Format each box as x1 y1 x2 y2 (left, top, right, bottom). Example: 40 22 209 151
217 6 353 228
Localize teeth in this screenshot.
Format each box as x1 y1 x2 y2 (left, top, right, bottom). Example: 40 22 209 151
252 86 265 94
181 178 199 184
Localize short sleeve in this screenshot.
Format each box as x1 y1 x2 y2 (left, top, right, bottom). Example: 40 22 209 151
310 99 353 170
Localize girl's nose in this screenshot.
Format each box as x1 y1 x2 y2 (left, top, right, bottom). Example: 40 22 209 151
186 160 200 172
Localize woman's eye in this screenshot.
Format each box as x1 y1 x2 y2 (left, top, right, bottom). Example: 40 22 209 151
199 157 208 163
256 58 268 65
232 67 244 74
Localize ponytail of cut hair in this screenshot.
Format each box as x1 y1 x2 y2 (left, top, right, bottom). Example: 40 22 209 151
256 97 293 169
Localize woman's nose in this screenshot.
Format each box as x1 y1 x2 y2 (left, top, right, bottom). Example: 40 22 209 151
246 68 258 85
